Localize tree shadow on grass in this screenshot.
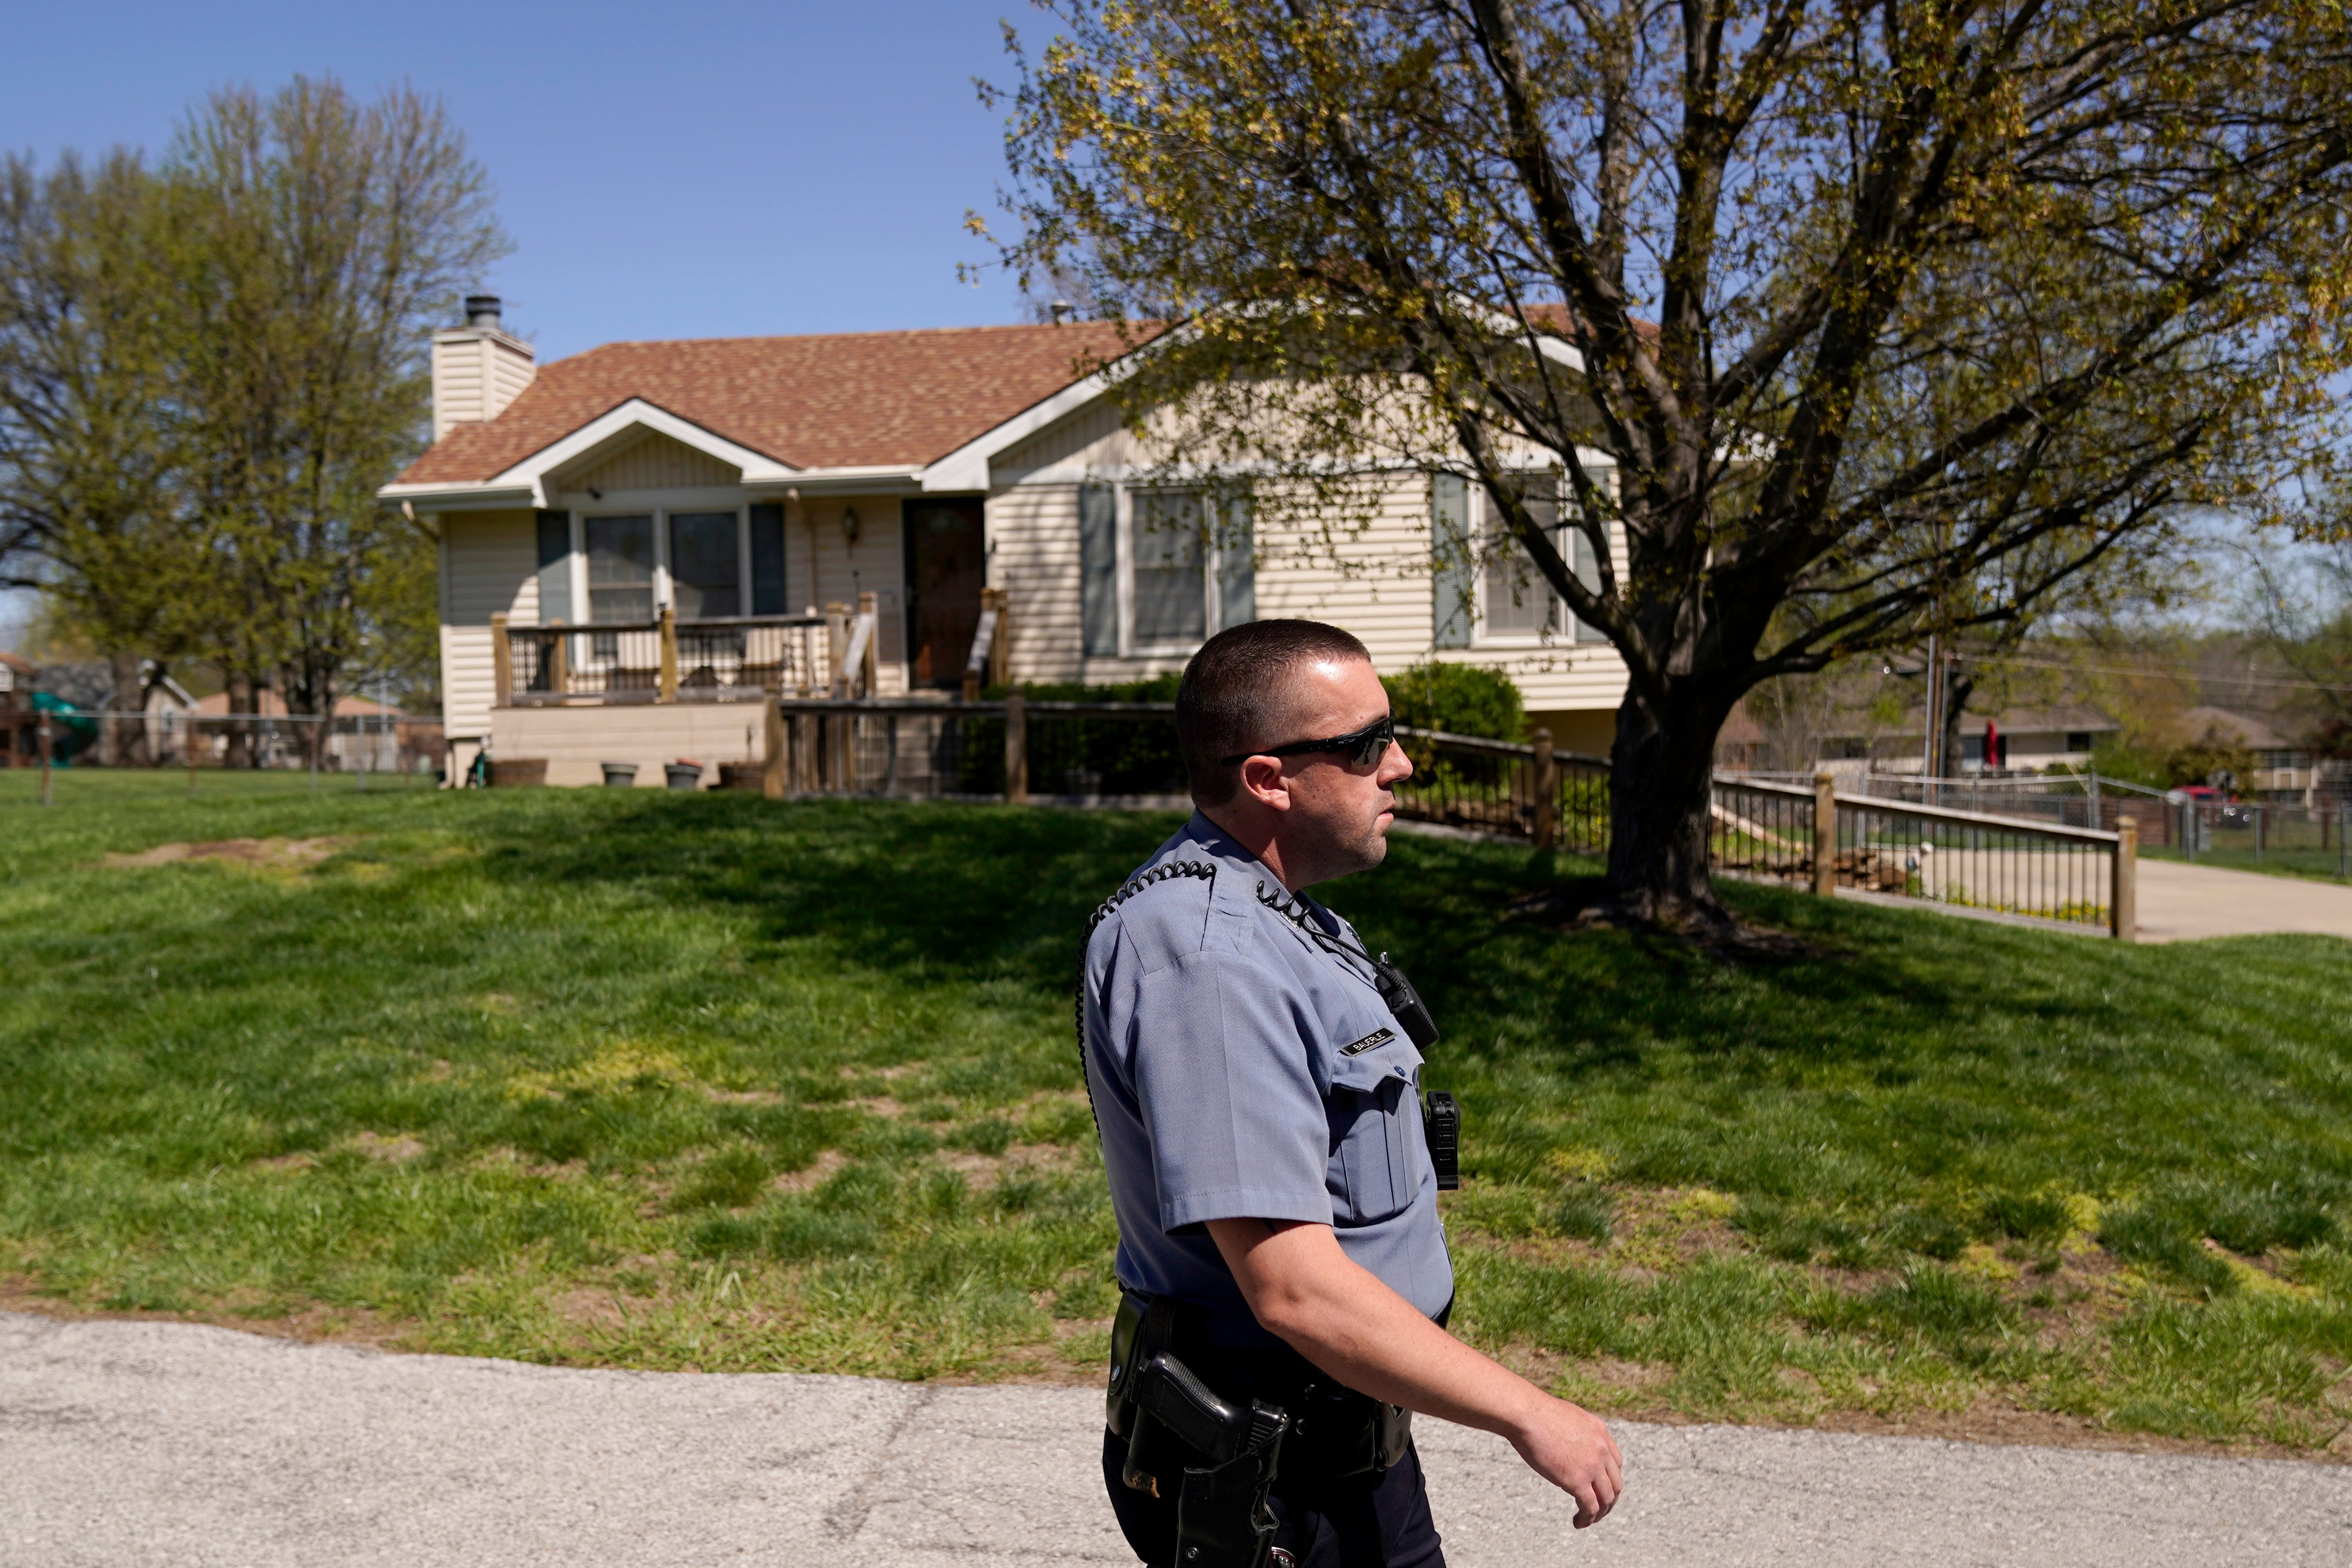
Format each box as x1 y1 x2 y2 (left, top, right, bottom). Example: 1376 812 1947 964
466 794 2159 1090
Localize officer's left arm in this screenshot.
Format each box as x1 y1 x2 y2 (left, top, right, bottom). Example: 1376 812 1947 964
1207 1215 1624 1529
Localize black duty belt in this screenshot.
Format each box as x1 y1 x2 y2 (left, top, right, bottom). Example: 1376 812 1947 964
1107 1290 1449 1501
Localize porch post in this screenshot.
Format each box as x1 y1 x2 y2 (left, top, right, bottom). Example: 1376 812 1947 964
1532 727 1558 850
657 607 678 702
2112 816 2138 941
491 612 512 707
858 590 879 697
987 587 1011 688
763 699 786 801
1813 771 1838 898
1005 690 1028 805
548 626 570 696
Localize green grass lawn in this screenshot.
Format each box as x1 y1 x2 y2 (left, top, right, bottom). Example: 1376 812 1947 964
2143 844 2352 885
4 774 2350 1452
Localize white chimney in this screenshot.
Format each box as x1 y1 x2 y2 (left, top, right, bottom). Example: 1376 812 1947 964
429 295 537 442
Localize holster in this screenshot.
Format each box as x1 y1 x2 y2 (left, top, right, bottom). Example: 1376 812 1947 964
1109 1292 1290 1568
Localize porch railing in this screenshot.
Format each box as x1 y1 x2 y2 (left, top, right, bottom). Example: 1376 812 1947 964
493 610 832 704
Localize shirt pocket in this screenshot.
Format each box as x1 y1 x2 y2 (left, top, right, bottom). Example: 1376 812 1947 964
1325 1044 1423 1226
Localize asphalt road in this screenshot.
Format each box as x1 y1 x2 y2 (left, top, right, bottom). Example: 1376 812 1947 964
5 1311 2349 1566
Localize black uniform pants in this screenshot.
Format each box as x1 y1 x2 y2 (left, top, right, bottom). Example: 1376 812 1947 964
1101 1427 1447 1568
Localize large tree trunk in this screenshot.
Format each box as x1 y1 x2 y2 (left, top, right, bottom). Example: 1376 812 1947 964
1605 682 1737 929
1939 671 1976 781
224 672 255 769
103 648 151 767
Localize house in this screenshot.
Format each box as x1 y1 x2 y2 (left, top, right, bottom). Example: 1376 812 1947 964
2169 706 2324 799
1953 707 2120 774
1727 701 2121 777
190 689 443 774
0 652 35 767
382 298 1631 787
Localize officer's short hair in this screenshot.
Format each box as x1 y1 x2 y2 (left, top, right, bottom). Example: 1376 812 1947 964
1177 619 1373 805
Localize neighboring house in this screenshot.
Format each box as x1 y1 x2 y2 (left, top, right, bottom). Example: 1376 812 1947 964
2170 705 2324 799
1773 703 2120 777
1953 707 2120 774
0 652 35 767
191 689 442 774
381 297 1631 787
5 660 193 764
131 667 200 763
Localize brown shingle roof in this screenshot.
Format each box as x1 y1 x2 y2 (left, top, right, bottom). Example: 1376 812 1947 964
395 321 1151 485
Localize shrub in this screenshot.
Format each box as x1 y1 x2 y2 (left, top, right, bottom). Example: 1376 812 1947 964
1382 662 1525 740
959 674 1188 795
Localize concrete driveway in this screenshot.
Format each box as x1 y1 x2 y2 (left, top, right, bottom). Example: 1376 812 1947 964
2133 858 2352 943
4 1311 2347 1567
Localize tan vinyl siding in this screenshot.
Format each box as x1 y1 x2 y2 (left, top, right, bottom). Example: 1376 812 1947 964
488 340 537 420
988 482 1094 681
439 508 537 738
784 496 909 695
992 400 1133 483
430 329 536 441
988 467 1629 715
567 433 743 493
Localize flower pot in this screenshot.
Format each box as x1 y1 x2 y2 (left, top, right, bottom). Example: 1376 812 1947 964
718 761 763 792
664 760 704 791
600 762 638 788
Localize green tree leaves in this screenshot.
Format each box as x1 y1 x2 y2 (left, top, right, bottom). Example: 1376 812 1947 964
0 77 507 738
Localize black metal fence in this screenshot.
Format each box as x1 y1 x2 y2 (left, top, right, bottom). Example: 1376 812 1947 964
2168 796 2352 880
772 697 1189 802
765 699 2138 933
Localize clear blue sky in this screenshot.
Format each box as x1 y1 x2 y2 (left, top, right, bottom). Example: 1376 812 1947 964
0 0 1040 363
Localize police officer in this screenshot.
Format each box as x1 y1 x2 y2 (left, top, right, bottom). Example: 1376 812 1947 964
1082 620 1622 1568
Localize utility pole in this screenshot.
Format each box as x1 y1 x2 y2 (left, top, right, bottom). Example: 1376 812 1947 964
1920 633 1943 804
37 710 53 807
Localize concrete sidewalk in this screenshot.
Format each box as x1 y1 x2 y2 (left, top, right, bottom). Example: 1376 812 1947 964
2133 858 2352 943
5 1312 2349 1566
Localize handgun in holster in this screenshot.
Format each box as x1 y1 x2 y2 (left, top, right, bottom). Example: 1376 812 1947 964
1108 1292 1291 1568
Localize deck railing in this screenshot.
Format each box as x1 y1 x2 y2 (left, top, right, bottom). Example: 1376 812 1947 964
495 610 832 705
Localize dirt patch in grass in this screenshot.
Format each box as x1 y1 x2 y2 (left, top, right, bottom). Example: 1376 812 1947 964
935 1142 1079 1189
101 836 349 869
773 1150 849 1194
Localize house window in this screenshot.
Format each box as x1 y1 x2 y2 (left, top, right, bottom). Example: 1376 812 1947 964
668 511 741 619
2066 731 2093 753
1483 480 1557 638
1120 489 1254 654
1132 491 1209 646
1475 478 1604 645
584 515 655 624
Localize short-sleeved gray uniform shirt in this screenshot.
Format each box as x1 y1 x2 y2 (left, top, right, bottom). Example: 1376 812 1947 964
1081 812 1453 1346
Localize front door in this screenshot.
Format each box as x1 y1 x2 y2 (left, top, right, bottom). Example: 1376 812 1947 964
904 498 986 688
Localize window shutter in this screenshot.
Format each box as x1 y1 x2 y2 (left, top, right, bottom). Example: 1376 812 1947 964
534 510 574 624
1217 496 1256 628
1430 475 1472 649
748 502 786 616
1080 482 1118 655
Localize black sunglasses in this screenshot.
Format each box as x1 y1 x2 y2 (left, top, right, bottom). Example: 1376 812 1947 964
1222 714 1396 769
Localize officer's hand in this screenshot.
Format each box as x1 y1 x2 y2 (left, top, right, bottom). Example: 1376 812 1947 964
1510 1394 1622 1528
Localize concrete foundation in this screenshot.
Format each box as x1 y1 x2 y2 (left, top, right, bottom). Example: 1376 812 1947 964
487 701 770 788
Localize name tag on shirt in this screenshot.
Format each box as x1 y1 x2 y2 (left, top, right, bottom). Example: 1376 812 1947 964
1341 1027 1395 1057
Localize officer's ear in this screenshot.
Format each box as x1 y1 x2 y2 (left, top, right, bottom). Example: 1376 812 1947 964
1237 753 1294 812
